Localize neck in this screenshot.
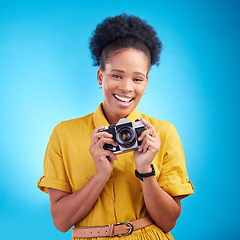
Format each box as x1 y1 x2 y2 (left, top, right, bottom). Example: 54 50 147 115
101 104 125 125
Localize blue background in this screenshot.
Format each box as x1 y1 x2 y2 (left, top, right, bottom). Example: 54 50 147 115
1 0 240 239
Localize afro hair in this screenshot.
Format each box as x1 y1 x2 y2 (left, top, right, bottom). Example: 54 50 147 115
89 13 162 69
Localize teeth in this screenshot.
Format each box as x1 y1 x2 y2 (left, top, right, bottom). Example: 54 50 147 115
114 94 132 102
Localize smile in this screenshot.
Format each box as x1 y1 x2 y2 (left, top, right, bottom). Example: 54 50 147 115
114 94 134 102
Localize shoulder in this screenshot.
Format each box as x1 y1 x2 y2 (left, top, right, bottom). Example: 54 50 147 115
141 114 175 132
53 112 95 135
141 113 180 142
62 112 94 127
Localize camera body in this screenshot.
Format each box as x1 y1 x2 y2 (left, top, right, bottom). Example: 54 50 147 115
98 118 147 154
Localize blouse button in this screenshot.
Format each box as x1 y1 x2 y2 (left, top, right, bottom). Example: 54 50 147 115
109 199 114 204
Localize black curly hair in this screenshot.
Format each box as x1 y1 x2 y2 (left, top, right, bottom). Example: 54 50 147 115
89 13 162 70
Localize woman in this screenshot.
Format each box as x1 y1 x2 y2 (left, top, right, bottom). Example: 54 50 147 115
37 13 194 239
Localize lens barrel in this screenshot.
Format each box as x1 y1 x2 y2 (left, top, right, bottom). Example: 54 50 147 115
117 127 136 147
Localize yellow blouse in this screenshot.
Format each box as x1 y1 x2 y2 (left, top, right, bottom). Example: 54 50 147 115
37 104 194 240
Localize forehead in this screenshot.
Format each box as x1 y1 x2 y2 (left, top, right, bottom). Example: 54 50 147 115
106 48 150 73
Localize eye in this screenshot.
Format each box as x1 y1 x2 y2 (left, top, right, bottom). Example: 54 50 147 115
133 78 144 82
112 75 122 79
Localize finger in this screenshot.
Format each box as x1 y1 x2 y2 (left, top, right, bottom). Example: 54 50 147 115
97 138 118 148
98 148 118 161
91 126 104 140
93 126 106 133
92 129 111 138
92 126 112 137
139 134 155 152
106 151 118 160
138 128 154 141
141 118 154 129
94 135 111 145
141 139 155 153
94 131 113 140
92 130 113 143
141 119 157 135
141 119 158 139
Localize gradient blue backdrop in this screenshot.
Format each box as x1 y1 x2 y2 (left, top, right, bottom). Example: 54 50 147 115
1 0 239 239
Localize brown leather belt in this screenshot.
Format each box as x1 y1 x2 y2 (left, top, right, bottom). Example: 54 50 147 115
72 216 153 238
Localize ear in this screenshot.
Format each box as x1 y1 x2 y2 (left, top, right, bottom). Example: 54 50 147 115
146 75 149 84
97 68 103 85
143 75 149 93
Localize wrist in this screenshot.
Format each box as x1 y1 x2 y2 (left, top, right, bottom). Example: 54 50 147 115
135 164 152 174
135 164 155 182
95 170 111 182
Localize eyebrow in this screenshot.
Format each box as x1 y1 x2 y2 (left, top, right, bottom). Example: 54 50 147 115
110 69 147 77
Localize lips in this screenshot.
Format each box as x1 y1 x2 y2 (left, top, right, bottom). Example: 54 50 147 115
114 94 134 102
113 94 134 108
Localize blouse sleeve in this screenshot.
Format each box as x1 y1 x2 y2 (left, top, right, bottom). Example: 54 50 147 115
37 123 72 194
158 123 194 199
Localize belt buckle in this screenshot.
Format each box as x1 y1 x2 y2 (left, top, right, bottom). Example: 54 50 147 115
116 221 134 236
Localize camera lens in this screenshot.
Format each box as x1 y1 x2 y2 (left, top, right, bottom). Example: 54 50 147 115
117 127 136 147
121 132 131 141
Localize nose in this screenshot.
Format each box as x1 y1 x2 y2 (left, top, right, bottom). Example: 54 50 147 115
118 78 133 92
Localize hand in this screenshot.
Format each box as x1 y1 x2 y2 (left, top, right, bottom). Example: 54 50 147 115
133 119 161 173
89 126 118 178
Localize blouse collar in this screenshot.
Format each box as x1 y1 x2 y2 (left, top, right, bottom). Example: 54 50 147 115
93 103 142 128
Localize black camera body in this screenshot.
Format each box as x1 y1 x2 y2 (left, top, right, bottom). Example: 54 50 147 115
98 118 147 154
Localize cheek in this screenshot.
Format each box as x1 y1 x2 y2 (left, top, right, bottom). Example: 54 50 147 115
103 79 116 92
103 84 112 94
136 86 146 97
102 83 114 98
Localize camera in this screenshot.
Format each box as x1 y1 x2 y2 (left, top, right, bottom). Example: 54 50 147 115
98 118 147 154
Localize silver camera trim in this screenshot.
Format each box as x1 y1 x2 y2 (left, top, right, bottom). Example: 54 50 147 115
111 118 145 154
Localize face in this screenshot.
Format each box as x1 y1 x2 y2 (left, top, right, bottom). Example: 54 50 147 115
97 48 149 125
